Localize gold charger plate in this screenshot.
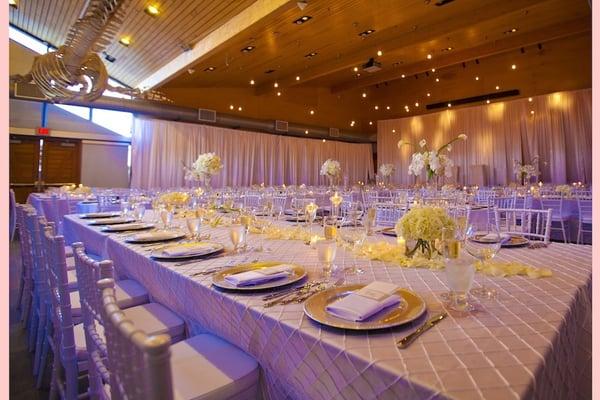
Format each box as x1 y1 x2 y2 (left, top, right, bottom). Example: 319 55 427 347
501 235 530 248
304 284 426 330
212 261 306 291
380 227 397 237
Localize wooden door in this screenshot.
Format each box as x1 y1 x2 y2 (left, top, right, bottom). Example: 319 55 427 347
9 135 40 203
41 138 81 188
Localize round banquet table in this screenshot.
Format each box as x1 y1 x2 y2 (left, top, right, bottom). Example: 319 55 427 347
62 211 591 400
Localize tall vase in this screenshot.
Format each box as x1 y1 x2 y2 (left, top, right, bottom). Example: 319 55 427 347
203 174 212 193
327 175 335 192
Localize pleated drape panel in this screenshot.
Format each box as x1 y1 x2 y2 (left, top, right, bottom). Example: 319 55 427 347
377 88 591 186
131 118 375 189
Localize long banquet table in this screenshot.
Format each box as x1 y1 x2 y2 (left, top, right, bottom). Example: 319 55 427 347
63 212 591 400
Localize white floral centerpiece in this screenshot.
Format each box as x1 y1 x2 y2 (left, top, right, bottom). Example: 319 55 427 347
395 206 456 259
555 184 572 197
320 159 341 188
513 156 539 185
397 134 467 187
379 163 395 177
184 152 223 190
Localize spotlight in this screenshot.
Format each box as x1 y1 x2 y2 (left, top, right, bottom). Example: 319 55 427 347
144 4 159 16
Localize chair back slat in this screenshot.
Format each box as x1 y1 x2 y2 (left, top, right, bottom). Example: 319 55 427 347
100 279 174 400
496 208 552 244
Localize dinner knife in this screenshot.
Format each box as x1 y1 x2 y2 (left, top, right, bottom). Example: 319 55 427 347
396 312 448 349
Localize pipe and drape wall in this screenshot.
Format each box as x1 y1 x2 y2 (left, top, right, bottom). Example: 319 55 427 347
130 118 375 189
377 88 592 186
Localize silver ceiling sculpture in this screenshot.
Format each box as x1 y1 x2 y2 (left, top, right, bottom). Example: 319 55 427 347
11 0 169 103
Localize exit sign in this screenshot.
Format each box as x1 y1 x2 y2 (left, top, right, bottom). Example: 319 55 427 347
37 127 50 135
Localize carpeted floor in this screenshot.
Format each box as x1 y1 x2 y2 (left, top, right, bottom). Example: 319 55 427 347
9 239 50 400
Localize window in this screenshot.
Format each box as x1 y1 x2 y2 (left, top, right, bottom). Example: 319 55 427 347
9 26 53 54
91 108 133 137
56 104 91 120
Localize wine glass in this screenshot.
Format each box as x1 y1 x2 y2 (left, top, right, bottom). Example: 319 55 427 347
229 224 247 253
186 217 201 241
160 207 173 230
240 213 253 250
463 217 503 299
316 239 337 279
290 197 304 226
134 203 146 221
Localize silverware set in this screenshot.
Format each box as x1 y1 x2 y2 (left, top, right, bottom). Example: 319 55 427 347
396 312 448 349
263 277 344 307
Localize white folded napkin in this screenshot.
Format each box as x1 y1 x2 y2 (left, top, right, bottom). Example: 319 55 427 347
224 264 293 287
132 231 176 241
162 243 217 257
326 281 402 322
478 233 509 242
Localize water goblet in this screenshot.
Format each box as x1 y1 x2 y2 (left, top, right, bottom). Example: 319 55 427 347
316 239 337 279
464 218 503 300
186 217 201 240
323 216 338 240
134 203 146 221
160 207 173 230
229 224 247 253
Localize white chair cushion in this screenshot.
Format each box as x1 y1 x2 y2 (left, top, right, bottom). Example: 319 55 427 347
74 322 105 362
114 279 149 309
66 256 76 271
171 334 259 400
67 269 78 290
64 245 74 257
70 291 82 318
123 303 185 342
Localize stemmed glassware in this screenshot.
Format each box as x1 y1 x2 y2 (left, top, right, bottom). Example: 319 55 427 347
134 203 146 222
440 228 476 312
463 215 503 300
316 239 337 279
305 202 318 234
186 217 201 241
290 197 304 226
159 205 173 230
229 224 247 254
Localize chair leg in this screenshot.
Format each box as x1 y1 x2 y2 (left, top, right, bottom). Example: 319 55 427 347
48 349 60 400
33 310 47 376
36 325 52 389
577 221 582 245
28 299 39 352
561 221 567 244
20 284 32 327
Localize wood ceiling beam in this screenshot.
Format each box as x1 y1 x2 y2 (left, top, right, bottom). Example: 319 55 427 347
331 16 591 93
136 0 293 90
253 0 548 95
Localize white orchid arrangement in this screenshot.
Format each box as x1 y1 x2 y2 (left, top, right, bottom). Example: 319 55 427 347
397 134 467 180
513 156 539 183
185 152 223 181
320 159 342 177
378 163 395 177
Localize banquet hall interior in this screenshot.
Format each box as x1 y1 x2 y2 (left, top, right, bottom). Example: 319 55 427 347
7 0 593 399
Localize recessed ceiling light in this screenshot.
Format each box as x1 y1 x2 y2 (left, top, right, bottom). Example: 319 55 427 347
353 67 359 72
249 79 255 85
530 110 535 114
415 102 419 107
362 92 367 98
431 68 436 72
144 4 159 16
293 15 312 24
528 97 533 102
426 92 431 97
273 82 279 88
369 121 373 125
238 106 243 111
401 74 406 78
377 50 383 57
358 29 376 38
310 110 315 115
511 64 516 70
392 129 396 133
277 91 281 96
427 54 432 59
374 105 379 110
204 66 216 72
295 76 300 81
119 37 131 46
435 78 440 82
304 51 318 58
386 106 390 110
9 0 18 8
495 85 500 90
241 45 255 53
229 105 234 110
475 76 479 81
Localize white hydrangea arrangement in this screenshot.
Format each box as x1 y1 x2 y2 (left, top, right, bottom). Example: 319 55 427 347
513 156 539 184
395 206 456 259
397 134 467 181
185 152 223 181
378 163 395 177
320 159 342 177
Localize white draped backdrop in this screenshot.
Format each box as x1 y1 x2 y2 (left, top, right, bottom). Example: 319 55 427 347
131 118 374 189
377 88 591 186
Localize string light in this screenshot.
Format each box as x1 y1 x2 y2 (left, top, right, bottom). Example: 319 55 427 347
431 68 436 72
374 105 379 110
427 54 432 59
353 67 359 72
322 139 326 142
377 50 383 56
277 91 281 96
486 99 490 104
392 129 396 133
426 92 431 97
273 82 279 88
350 120 355 127
386 105 390 110
238 106 243 111
229 105 234 110
475 76 479 81
495 85 500 90
305 130 309 134
415 102 419 107
369 121 373 125
249 79 255 85
530 110 535 115
296 76 301 81
144 4 160 16
528 97 533 102
435 78 440 82
447 103 452 107
362 92 367 98
401 74 406 78
310 110 315 115
511 64 517 70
